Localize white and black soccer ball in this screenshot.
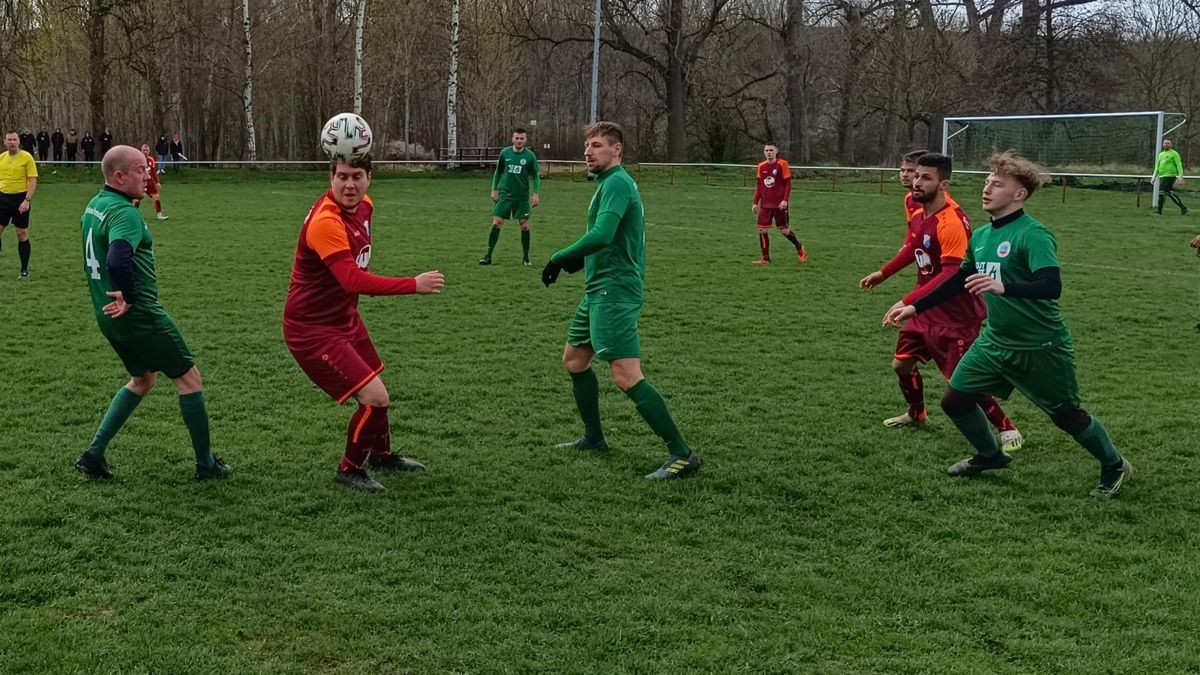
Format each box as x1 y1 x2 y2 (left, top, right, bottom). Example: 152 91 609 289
320 112 373 162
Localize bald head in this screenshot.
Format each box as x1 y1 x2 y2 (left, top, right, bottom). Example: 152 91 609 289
103 145 149 199
102 145 144 180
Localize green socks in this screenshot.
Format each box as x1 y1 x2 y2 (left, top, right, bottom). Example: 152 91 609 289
521 229 531 259
949 408 1001 457
625 379 691 458
570 369 604 441
86 387 144 457
486 226 501 256
179 392 214 468
1072 417 1121 467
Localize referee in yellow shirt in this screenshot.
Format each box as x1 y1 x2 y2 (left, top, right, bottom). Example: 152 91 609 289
1 130 38 278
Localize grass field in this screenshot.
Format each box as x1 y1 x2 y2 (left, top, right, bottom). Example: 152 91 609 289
1 167 1198 673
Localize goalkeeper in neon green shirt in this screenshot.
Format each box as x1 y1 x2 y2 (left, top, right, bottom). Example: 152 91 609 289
480 128 540 266
541 121 699 480
1153 138 1188 216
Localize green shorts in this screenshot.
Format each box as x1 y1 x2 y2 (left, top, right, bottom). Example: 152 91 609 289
566 297 641 362
106 323 195 379
949 338 1080 415
492 197 531 221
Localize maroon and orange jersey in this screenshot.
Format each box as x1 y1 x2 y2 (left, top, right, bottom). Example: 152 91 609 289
145 154 159 189
754 159 792 209
284 192 375 329
900 201 985 332
903 190 959 223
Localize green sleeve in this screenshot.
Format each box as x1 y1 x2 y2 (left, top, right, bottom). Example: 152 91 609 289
491 155 504 190
1174 151 1184 176
553 212 620 261
531 155 541 193
961 232 976 271
1024 227 1060 273
107 208 143 247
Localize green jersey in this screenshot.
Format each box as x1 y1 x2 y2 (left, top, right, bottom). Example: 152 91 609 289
491 147 541 199
1155 148 1184 178
553 164 645 304
81 186 171 340
963 211 1071 350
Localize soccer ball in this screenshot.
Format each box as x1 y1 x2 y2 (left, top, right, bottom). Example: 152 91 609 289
320 113 373 162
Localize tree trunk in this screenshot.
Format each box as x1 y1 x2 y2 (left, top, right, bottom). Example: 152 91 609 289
353 0 366 114
664 0 686 161
242 0 257 160
783 0 809 163
446 0 460 168
88 0 108 135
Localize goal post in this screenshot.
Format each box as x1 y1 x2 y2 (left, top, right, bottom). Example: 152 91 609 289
942 111 1188 208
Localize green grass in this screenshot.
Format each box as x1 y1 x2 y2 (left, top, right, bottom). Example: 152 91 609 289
1 168 1198 673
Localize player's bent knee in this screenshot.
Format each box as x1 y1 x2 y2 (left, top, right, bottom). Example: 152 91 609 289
941 387 982 418
892 358 916 374
562 345 593 373
1050 407 1091 435
355 377 390 407
610 360 644 391
779 227 793 236
519 222 530 231
128 373 156 396
15 229 29 242
171 367 203 395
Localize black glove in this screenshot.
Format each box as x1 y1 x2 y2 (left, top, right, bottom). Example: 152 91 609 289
558 256 584 274
542 259 563 287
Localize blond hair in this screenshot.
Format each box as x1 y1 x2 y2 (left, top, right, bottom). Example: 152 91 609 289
988 152 1049 197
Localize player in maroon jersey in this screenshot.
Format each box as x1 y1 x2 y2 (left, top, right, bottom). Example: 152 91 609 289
860 153 1023 450
137 144 167 220
284 155 445 492
751 143 808 264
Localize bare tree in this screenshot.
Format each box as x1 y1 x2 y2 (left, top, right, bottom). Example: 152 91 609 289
447 0 461 167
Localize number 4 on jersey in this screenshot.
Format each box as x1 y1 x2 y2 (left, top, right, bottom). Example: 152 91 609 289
85 229 102 280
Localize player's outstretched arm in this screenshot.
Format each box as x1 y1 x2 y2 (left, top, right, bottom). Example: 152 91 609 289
325 254 421 296
414 270 445 294
551 211 620 262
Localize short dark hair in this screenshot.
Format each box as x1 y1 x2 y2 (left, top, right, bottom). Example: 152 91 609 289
901 149 927 164
916 152 952 181
512 128 528 135
584 121 624 147
764 142 778 149
330 155 372 174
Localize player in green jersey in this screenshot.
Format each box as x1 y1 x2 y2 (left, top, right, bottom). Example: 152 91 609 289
885 152 1130 498
481 128 541 266
541 121 699 479
75 145 229 481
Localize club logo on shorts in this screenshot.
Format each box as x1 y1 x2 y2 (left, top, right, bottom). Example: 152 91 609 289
997 241 1012 258
356 245 372 269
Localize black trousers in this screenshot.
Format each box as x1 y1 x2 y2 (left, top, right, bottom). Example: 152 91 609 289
1157 176 1187 213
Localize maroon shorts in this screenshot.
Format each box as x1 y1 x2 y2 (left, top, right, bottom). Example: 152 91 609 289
146 182 159 197
285 320 383 404
756 207 789 229
895 321 979 379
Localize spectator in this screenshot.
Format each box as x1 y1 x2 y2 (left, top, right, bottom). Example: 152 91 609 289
99 128 113 156
66 129 79 161
155 134 169 172
35 129 50 162
169 132 184 174
81 131 96 162
19 129 34 154
51 128 64 162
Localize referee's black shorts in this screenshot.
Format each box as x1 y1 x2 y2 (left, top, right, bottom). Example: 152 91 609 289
0 192 30 228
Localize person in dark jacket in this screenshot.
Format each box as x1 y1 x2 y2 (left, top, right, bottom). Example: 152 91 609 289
66 129 79 161
98 128 113 156
51 128 64 161
169 132 184 174
81 132 96 162
19 129 34 154
36 129 50 161
154 134 169 171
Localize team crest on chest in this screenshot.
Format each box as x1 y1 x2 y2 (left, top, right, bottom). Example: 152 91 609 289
764 175 776 188
997 241 1011 258
922 234 931 248
356 244 372 269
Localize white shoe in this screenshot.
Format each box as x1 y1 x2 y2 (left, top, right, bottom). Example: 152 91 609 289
157 213 169 220
883 412 926 427
1000 429 1024 452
